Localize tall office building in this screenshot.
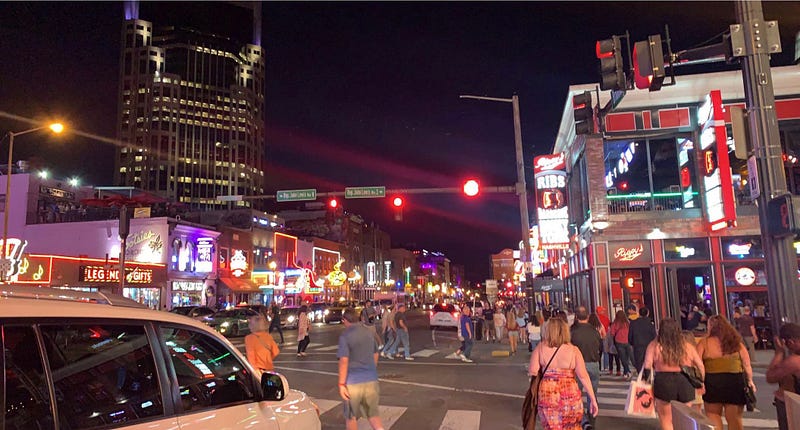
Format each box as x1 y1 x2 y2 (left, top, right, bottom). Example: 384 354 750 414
115 2 265 209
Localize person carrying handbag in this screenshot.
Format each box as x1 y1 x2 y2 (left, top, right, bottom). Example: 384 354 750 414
527 318 598 430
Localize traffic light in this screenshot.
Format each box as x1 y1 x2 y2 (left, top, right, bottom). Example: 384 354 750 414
596 36 626 91
463 179 480 197
633 35 665 91
391 196 404 221
572 91 593 135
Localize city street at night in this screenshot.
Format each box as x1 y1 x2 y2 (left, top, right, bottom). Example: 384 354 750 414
229 310 781 430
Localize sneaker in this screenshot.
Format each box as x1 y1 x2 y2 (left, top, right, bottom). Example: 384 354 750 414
405 357 415 361
616 371 622 376
455 350 462 357
300 352 307 357
384 354 394 360
296 353 302 357
623 373 631 379
461 357 473 363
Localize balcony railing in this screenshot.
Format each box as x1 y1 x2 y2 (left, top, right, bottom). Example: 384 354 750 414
607 192 694 214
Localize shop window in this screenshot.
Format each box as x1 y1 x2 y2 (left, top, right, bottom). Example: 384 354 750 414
3 325 55 429
663 238 710 261
721 236 765 259
39 323 164 428
159 326 256 412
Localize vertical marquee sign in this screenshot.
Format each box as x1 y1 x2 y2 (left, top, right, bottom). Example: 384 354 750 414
698 90 736 231
534 153 569 250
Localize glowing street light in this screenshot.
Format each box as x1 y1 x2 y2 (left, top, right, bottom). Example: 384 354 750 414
2 122 65 280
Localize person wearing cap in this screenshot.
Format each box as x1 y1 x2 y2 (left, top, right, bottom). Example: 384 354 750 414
767 323 800 430
629 307 656 373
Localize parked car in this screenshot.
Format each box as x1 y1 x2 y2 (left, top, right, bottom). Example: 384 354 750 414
429 303 460 330
1 285 321 430
309 302 330 323
280 306 301 328
206 308 260 337
170 305 216 321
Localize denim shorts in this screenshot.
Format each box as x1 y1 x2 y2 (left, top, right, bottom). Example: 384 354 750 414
343 380 380 419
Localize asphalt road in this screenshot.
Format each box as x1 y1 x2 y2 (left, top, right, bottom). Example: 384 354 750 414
228 309 780 430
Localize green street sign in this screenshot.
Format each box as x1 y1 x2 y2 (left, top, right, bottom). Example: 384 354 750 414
345 186 386 199
276 189 317 202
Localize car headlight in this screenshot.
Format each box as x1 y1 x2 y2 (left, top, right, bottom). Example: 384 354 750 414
287 315 296 323
221 321 230 327
324 309 329 315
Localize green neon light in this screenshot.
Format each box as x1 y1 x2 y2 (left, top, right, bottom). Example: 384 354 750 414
606 192 698 200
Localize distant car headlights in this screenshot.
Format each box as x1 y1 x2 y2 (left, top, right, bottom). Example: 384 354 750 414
287 315 296 323
324 309 330 315
221 321 230 327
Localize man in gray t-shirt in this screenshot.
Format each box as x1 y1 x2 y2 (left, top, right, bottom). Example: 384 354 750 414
338 308 383 430
383 304 413 360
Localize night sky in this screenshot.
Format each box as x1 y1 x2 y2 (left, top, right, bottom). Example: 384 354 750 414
1 1 798 282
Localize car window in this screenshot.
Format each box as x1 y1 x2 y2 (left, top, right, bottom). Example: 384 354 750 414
39 323 164 429
191 307 215 318
3 325 56 430
214 310 236 318
433 304 455 312
160 326 257 413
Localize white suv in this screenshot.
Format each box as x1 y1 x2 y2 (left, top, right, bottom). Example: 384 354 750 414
429 303 460 329
1 286 321 430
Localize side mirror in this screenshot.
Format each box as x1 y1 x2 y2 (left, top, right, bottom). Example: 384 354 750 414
260 371 288 401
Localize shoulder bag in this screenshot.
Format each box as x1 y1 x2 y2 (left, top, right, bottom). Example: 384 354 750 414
521 345 561 430
739 351 757 411
679 365 704 389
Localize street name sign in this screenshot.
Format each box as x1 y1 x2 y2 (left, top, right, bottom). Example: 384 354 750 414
276 189 317 202
345 186 386 199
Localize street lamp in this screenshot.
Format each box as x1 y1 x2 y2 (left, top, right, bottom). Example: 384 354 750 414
2 122 64 281
460 94 533 312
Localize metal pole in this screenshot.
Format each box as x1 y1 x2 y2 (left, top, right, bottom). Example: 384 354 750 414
736 0 800 327
1 132 14 281
511 95 535 316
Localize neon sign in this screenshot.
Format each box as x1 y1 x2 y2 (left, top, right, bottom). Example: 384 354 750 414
728 243 752 256
675 246 696 258
196 238 213 273
80 266 153 284
534 153 569 250
230 250 247 277
698 90 736 231
734 267 756 286
605 142 637 188
0 238 28 279
614 244 644 262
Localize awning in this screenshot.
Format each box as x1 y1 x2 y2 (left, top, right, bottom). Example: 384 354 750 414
532 278 565 293
218 277 260 293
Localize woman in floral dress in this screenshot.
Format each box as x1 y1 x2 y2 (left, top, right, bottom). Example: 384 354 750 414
529 317 599 429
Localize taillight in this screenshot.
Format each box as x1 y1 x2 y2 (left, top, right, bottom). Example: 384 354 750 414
452 312 460 318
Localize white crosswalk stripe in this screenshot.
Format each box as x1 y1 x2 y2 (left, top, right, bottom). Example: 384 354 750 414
410 348 439 358
315 345 339 351
313 397 481 429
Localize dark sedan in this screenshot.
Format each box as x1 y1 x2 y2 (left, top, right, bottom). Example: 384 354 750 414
205 308 259 337
169 305 216 321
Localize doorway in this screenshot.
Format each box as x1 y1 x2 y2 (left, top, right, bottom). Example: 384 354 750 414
666 266 715 332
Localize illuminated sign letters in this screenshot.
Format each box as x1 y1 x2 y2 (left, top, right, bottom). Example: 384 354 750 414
698 90 736 231
614 244 645 262
196 238 214 273
80 266 153 284
534 153 569 250
230 249 248 277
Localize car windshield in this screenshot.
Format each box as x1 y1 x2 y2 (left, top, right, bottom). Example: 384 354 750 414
170 307 192 315
310 303 326 310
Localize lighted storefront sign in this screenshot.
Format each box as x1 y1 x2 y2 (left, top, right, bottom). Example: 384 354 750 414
230 249 248 277
16 254 51 283
675 246 696 258
698 90 736 231
734 267 756 286
614 244 645 262
196 238 213 272
366 262 377 286
126 230 165 263
326 260 347 286
605 142 637 188
534 153 569 250
728 243 752 256
80 266 154 284
173 281 204 291
0 238 28 279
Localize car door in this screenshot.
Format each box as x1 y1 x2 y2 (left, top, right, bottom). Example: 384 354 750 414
158 324 280 430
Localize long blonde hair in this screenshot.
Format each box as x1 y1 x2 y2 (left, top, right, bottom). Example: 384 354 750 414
544 318 571 347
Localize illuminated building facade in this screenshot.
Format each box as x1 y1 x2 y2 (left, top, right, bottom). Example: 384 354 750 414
114 3 266 208
554 65 800 326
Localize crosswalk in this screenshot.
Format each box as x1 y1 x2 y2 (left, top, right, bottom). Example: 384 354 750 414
305 373 778 429
228 337 449 359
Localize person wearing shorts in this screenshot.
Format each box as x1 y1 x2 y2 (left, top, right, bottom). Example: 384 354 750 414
653 372 695 403
338 307 385 430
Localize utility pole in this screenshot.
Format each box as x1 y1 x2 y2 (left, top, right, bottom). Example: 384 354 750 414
735 0 800 327
459 94 533 313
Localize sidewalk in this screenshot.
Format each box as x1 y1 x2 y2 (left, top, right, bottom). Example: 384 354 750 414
753 348 776 369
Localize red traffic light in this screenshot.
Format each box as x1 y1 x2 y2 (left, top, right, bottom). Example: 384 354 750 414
463 179 480 197
392 196 404 207
328 198 338 208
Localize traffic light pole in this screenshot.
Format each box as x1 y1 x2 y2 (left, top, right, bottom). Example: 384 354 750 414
735 0 800 327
